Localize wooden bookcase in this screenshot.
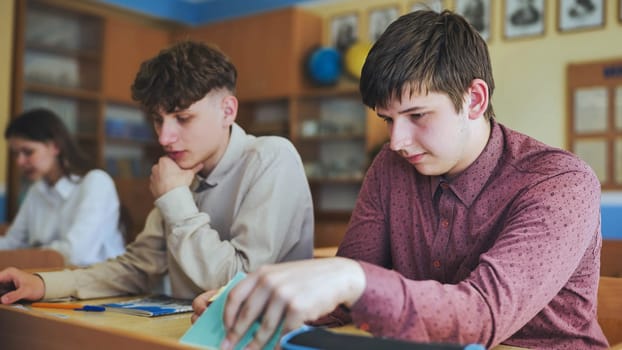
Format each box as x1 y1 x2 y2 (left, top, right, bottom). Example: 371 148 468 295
10 0 105 218
9 0 173 241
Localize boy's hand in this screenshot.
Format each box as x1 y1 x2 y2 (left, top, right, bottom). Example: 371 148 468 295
150 156 203 198
191 288 221 323
0 267 45 304
221 258 366 350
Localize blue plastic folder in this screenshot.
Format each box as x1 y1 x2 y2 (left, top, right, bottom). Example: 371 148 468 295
180 272 282 350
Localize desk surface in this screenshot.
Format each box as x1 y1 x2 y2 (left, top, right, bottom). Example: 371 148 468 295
0 297 531 350
0 297 196 350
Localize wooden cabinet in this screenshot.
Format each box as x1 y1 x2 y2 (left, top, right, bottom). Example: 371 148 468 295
293 87 368 217
102 17 171 104
9 0 171 237
101 18 171 240
175 7 322 101
10 0 105 218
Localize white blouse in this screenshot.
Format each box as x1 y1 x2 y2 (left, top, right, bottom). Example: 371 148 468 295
0 169 126 266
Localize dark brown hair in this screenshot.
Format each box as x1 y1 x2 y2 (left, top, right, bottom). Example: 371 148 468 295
4 108 93 177
131 40 237 116
360 10 495 120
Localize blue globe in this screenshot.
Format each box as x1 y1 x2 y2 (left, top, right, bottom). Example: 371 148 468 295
306 47 342 86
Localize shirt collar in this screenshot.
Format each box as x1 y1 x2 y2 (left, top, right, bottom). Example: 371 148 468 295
193 123 246 191
436 119 503 207
35 175 79 199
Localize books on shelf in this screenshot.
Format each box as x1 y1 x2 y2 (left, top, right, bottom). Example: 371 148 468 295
101 295 193 317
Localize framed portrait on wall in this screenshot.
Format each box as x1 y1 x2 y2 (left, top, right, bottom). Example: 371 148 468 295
330 13 359 53
455 0 491 41
410 0 445 13
368 5 399 42
558 0 604 32
504 0 545 39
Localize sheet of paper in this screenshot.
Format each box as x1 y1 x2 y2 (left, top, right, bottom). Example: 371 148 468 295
180 272 282 350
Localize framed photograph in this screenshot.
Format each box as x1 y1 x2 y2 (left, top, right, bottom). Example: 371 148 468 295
455 0 492 41
410 0 445 13
558 0 605 32
368 6 399 42
504 0 545 39
330 13 359 53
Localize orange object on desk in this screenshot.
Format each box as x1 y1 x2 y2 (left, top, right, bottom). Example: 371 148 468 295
31 302 106 312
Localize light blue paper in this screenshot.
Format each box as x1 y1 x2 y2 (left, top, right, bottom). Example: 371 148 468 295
180 272 282 350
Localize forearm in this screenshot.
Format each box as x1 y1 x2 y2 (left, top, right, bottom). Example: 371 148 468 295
158 177 311 290
349 262 494 345
40 211 168 300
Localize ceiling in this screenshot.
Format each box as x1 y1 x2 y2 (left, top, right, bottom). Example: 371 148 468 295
96 0 321 26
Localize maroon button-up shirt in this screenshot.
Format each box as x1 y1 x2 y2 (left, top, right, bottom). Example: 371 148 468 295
338 121 608 349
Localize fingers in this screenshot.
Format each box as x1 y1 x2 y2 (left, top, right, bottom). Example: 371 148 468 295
0 268 19 304
222 274 262 348
191 290 219 324
243 295 287 350
2 289 23 304
221 260 361 350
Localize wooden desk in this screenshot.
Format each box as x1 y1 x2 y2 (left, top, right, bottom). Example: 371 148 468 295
0 248 65 270
313 246 338 258
0 297 529 350
0 297 196 350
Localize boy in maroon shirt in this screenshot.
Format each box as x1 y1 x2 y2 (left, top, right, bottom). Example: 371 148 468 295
193 10 608 350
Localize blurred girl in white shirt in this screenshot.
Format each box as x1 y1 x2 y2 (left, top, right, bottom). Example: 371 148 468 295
0 108 125 266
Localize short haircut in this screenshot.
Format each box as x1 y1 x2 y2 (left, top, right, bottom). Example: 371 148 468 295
131 40 237 116
360 10 495 120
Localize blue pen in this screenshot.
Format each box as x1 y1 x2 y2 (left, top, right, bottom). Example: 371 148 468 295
76 305 106 312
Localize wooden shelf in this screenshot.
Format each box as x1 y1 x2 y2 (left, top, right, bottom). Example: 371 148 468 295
298 80 360 98
24 43 101 61
24 82 102 100
9 0 151 222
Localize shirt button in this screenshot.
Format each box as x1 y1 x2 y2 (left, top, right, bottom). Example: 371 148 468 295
433 260 441 268
440 219 449 228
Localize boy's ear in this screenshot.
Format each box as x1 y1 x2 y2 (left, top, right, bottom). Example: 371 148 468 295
222 95 238 126
467 79 488 120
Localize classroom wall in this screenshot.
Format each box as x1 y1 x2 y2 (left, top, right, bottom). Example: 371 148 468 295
0 0 15 221
303 0 622 149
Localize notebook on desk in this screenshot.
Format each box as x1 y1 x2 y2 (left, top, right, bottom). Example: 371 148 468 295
101 295 193 317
